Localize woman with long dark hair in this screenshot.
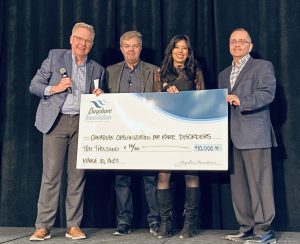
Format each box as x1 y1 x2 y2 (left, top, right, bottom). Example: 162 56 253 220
155 35 205 239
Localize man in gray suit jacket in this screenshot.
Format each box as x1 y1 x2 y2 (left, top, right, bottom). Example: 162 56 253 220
218 28 277 244
29 22 104 241
106 31 160 236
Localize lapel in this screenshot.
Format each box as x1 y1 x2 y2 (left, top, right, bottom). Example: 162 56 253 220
231 57 253 92
64 50 72 78
224 67 232 91
86 59 93 93
111 62 125 93
140 61 150 92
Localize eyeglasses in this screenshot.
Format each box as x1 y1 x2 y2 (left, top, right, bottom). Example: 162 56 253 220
229 39 251 46
72 35 93 45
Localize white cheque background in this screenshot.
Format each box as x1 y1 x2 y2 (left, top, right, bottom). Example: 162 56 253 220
77 92 228 170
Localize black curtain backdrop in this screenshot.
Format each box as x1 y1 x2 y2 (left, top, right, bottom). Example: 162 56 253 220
0 0 299 231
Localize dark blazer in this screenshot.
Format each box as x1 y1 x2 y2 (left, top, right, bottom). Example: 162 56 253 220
218 57 277 149
29 49 105 133
106 61 158 93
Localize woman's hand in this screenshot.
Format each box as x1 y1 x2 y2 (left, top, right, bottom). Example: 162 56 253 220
167 85 179 93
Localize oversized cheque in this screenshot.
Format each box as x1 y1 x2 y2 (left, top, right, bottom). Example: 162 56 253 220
77 89 228 170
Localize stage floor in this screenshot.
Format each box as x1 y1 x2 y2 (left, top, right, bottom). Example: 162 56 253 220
0 228 299 243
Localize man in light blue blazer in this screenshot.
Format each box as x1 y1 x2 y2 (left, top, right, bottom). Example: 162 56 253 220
106 31 160 237
218 28 277 244
29 22 104 241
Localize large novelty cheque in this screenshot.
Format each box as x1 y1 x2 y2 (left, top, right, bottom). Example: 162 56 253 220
77 89 228 170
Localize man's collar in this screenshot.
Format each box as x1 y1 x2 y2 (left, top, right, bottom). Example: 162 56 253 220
71 52 88 65
232 54 250 67
124 60 141 70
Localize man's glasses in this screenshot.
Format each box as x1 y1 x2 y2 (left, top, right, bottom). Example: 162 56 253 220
229 39 251 46
72 35 93 46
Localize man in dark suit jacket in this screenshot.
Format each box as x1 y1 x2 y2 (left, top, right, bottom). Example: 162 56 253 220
106 30 160 237
218 28 277 244
29 22 105 241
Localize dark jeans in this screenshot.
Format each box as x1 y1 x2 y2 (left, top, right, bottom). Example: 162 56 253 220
115 172 159 227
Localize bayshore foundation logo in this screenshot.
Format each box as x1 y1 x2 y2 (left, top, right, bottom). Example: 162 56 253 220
85 99 112 121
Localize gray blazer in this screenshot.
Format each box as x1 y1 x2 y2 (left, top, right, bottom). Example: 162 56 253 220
218 57 277 149
29 49 105 133
106 61 158 93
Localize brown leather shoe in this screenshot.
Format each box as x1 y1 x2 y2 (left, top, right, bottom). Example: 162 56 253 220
65 226 86 240
29 228 51 241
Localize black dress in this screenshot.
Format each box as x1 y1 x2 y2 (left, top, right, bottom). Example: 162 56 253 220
156 67 205 92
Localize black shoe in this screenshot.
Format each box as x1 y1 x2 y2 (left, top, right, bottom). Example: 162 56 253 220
113 224 131 236
157 222 172 239
149 223 160 236
244 230 276 244
224 229 253 241
179 220 197 239
179 227 197 239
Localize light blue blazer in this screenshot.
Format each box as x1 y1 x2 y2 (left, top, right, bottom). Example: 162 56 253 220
29 49 105 133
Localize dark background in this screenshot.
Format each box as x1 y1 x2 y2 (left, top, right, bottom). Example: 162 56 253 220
0 0 299 231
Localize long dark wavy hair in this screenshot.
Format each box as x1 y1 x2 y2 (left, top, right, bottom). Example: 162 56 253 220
160 35 197 80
